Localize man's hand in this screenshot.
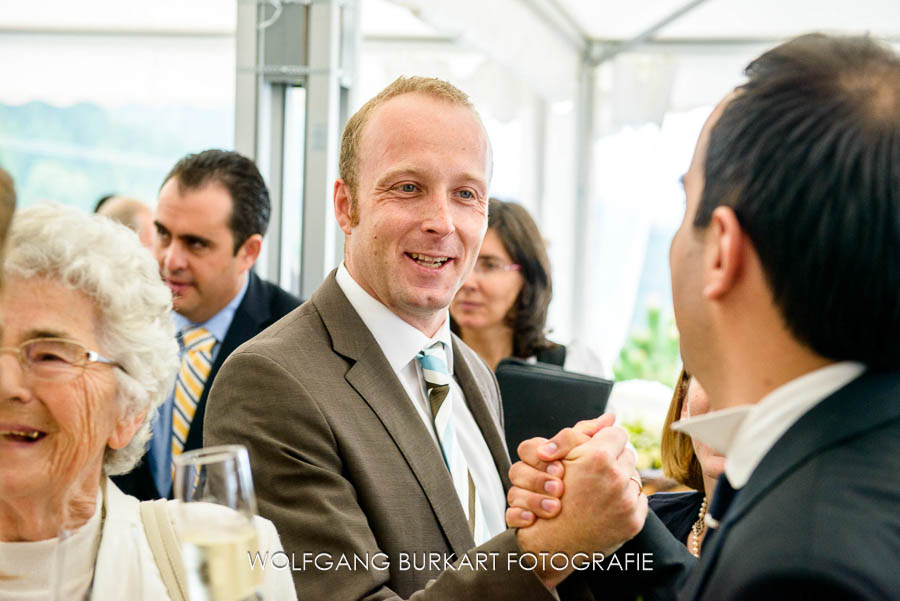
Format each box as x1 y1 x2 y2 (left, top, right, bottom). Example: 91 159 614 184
506 414 615 527
510 419 648 589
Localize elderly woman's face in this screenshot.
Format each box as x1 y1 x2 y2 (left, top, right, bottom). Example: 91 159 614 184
0 276 139 499
451 228 523 332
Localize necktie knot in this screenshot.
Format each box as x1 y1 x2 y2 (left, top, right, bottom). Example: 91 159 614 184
171 326 216 466
416 341 450 387
182 326 216 355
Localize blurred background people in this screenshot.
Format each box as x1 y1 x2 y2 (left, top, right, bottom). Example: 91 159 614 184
0 168 15 281
95 195 155 248
0 204 295 600
451 198 605 375
651 369 725 556
93 193 115 212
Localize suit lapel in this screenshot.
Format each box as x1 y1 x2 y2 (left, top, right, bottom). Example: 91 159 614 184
683 370 900 599
185 272 268 452
315 273 477 557
726 371 900 526
453 338 513 490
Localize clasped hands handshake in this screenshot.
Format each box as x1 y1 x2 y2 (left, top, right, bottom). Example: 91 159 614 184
504 414 649 588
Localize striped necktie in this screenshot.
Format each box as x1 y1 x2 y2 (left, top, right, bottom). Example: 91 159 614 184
171 326 216 464
416 342 478 536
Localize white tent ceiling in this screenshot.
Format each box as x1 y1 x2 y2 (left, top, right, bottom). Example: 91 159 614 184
559 0 900 41
368 0 900 106
6 0 898 41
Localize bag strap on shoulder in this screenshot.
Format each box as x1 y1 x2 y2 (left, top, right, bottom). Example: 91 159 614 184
139 499 189 601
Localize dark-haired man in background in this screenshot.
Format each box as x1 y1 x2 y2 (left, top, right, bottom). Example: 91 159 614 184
508 33 900 600
113 149 301 500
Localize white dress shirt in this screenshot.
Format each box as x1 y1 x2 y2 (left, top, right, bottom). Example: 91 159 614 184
336 263 507 544
672 361 865 488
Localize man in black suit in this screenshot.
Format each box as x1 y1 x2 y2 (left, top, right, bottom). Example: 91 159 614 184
507 34 900 600
113 149 301 501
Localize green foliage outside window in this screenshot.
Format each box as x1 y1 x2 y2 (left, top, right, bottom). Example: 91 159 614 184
613 303 682 471
622 420 663 470
613 303 681 389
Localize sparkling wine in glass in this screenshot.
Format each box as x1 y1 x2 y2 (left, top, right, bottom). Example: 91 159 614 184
173 444 263 601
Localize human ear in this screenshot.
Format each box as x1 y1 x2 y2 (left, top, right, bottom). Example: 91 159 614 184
333 179 354 235
703 206 745 300
236 234 263 271
107 409 147 450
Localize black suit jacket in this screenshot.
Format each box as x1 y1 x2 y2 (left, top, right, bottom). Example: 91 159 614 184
679 370 900 601
113 271 301 500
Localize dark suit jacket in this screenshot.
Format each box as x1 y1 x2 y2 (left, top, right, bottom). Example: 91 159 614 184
113 270 301 500
679 370 900 601
204 272 692 601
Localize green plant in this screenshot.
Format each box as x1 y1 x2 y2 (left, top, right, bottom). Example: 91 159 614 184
621 420 662 470
613 303 681 388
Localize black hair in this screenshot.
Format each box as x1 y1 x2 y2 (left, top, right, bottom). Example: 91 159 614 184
696 34 900 369
93 193 116 213
162 149 270 254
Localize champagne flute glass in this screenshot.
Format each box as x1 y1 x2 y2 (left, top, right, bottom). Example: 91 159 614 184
173 444 263 601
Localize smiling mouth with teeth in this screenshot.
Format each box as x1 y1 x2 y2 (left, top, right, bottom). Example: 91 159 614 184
1 430 46 442
407 252 450 268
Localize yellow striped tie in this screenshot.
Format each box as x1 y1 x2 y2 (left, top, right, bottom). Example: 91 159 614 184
171 326 216 465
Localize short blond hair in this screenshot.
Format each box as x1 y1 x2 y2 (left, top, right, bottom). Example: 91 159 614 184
339 76 478 223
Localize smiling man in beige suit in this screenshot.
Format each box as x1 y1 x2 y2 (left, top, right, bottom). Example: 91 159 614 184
205 77 690 601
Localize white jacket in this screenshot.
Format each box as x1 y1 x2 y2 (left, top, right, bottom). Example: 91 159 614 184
93 479 297 600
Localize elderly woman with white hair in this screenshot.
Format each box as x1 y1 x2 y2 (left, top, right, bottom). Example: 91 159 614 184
0 205 296 600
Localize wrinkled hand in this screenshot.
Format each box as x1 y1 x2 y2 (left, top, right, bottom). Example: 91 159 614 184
506 414 615 528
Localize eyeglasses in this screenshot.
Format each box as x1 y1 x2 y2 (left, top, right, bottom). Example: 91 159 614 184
0 338 126 381
473 257 521 275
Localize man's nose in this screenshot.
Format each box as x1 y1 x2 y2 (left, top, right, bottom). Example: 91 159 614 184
421 192 455 236
160 242 186 273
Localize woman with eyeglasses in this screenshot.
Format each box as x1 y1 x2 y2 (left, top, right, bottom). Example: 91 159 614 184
450 198 605 375
650 369 726 557
0 204 296 600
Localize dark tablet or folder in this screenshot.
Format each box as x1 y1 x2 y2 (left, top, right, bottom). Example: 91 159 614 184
495 358 615 460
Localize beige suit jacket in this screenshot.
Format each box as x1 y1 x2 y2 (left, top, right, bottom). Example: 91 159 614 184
204 272 569 600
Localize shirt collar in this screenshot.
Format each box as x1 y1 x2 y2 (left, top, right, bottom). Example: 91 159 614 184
671 361 865 489
172 273 250 343
335 262 453 374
